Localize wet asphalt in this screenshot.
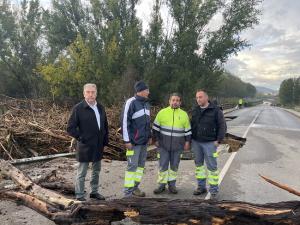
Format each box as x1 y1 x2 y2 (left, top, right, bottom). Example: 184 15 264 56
219 105 300 203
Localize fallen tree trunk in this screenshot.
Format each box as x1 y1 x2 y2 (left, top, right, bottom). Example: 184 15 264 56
39 181 75 195
0 159 77 209
2 191 62 217
1 192 300 225
1 160 300 225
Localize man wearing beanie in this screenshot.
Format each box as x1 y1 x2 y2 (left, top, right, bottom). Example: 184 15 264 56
121 81 151 197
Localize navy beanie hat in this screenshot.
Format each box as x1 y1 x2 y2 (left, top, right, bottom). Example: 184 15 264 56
134 81 148 92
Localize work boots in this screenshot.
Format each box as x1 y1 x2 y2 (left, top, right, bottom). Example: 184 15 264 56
132 188 146 197
193 187 207 195
153 185 166 194
168 185 178 194
210 192 218 200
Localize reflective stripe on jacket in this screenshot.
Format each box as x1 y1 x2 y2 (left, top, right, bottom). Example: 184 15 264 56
153 106 191 151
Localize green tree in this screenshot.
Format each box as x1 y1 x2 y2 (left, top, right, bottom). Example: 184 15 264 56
150 0 261 105
98 0 143 104
142 0 165 104
1 0 262 105
294 77 300 105
38 35 97 100
203 0 261 67
43 0 89 60
0 0 43 97
279 78 294 105
144 0 225 105
218 72 256 98
246 83 257 98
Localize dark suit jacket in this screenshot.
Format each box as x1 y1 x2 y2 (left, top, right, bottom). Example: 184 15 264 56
67 100 109 162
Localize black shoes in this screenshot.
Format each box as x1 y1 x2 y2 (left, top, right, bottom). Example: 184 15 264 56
193 187 208 196
132 188 146 197
154 185 178 194
90 193 106 200
153 185 166 194
76 197 86 201
210 192 218 200
168 185 178 194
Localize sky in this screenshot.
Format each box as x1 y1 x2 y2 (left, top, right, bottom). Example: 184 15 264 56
23 0 300 90
223 0 300 90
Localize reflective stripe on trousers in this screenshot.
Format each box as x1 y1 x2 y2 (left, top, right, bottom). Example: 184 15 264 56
208 169 219 185
195 165 206 179
123 145 147 195
157 169 177 184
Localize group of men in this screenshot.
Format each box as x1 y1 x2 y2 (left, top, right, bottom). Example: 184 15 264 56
67 81 226 201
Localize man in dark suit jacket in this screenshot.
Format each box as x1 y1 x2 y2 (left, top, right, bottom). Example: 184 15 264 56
67 83 109 201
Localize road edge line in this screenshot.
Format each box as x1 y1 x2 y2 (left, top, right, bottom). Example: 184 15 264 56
205 110 261 200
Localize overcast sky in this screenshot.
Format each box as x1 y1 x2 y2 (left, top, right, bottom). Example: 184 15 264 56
224 0 300 90
32 0 300 90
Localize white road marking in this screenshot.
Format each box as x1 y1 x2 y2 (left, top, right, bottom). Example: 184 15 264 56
205 110 261 200
250 124 300 132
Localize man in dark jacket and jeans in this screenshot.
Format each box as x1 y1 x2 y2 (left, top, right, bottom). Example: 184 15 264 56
67 83 109 201
191 90 226 199
121 81 151 197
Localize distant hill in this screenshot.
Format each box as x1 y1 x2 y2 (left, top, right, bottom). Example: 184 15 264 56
255 86 278 95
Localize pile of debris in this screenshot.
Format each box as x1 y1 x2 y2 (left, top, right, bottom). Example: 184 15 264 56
0 95 246 161
0 96 125 160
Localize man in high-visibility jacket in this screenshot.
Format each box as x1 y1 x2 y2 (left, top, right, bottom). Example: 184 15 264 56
152 93 191 194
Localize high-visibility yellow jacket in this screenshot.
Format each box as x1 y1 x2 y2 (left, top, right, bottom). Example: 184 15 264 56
152 106 191 151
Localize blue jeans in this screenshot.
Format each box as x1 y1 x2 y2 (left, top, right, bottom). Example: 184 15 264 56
192 140 219 194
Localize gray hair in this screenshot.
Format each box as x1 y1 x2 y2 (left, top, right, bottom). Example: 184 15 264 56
83 83 97 92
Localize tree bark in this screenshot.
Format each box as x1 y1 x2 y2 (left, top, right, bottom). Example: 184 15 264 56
1 159 300 225
0 159 77 209
1 192 300 225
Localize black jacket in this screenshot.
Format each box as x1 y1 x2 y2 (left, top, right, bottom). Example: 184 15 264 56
121 95 151 145
67 100 109 162
191 102 226 142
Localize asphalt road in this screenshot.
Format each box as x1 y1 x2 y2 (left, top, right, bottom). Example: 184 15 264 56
219 105 300 203
1 104 300 224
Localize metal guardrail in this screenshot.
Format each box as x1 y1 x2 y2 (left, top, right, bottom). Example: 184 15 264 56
221 103 237 110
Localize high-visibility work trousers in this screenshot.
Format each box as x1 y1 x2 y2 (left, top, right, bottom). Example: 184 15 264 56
124 145 147 196
192 140 219 194
157 147 182 187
